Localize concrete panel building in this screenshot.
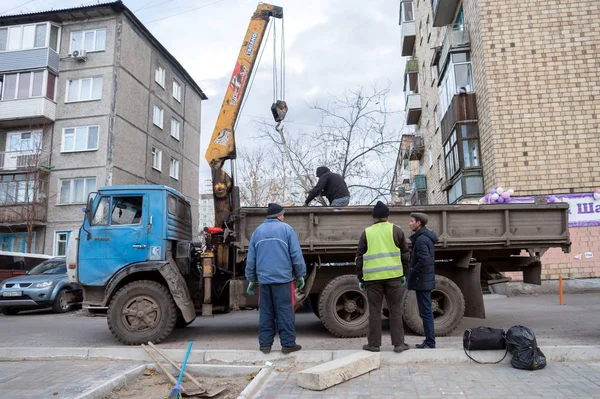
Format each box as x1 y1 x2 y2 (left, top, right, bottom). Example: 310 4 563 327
0 1 206 255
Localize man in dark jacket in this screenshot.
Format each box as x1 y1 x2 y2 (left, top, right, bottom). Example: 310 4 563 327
407 212 438 349
356 201 411 353
304 166 350 206
245 203 307 354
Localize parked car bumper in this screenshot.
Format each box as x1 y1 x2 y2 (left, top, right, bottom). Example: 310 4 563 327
0 287 62 309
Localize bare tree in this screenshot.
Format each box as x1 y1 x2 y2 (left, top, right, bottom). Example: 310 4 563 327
256 85 400 205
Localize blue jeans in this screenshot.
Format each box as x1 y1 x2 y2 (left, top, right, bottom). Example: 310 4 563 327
330 196 350 206
416 290 436 347
258 282 296 348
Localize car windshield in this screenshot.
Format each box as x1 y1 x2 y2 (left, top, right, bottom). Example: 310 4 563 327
28 260 66 275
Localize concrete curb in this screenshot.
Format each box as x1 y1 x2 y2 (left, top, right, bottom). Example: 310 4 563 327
492 278 600 297
73 364 146 399
237 362 274 399
2 345 600 364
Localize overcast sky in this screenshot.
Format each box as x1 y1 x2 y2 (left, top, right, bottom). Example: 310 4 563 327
2 0 405 192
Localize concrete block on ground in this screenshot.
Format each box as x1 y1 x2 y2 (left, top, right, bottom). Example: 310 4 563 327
297 351 380 391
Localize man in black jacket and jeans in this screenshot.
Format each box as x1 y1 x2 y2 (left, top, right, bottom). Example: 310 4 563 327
304 166 350 206
407 212 438 349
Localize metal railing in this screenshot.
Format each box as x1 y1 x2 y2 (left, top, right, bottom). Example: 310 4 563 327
0 150 46 172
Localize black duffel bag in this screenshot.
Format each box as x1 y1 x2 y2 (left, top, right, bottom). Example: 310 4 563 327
463 327 508 364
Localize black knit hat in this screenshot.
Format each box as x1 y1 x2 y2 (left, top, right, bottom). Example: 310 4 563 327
410 212 428 226
266 203 284 218
372 201 390 219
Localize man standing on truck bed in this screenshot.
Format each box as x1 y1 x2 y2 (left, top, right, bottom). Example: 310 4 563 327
304 166 350 206
356 201 411 353
245 203 306 354
408 212 438 349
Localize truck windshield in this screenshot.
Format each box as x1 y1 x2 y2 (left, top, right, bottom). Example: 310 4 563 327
28 260 66 275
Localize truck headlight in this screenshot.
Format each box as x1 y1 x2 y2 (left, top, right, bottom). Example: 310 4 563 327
33 281 54 288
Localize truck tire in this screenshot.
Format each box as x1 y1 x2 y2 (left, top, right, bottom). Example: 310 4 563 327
52 289 70 313
1 308 19 315
318 275 369 338
107 280 177 345
402 275 465 337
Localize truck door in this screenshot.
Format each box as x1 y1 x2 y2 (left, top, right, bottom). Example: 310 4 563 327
78 195 149 286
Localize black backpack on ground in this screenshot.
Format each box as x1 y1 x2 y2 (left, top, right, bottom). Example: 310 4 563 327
505 325 547 370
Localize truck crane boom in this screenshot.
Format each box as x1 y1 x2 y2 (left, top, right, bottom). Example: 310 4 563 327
204 3 286 228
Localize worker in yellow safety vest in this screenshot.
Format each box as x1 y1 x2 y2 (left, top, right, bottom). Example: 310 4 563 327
355 201 411 353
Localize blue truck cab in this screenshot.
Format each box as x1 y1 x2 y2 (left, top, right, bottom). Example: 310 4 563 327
67 185 197 344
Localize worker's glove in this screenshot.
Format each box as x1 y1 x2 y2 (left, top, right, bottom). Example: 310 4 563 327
246 281 257 296
359 282 365 292
401 276 407 287
295 276 305 290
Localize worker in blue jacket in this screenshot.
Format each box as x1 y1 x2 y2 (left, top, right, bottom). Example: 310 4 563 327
245 203 307 354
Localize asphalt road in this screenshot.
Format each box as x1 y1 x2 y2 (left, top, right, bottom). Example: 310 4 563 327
1 293 598 350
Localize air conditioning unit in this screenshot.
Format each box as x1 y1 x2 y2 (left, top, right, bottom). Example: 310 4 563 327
70 49 87 61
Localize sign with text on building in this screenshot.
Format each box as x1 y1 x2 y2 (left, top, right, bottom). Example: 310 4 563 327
512 193 600 227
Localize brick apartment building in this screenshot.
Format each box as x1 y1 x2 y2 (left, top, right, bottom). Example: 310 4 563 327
393 0 599 279
0 1 206 255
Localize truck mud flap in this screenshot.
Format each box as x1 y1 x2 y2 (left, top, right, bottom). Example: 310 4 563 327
160 255 196 323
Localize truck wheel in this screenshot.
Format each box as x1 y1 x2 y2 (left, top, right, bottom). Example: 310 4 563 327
318 275 369 338
309 294 320 318
52 289 70 313
1 308 19 315
402 275 465 337
107 280 177 345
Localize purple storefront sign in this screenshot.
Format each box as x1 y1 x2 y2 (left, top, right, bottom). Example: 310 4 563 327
510 193 600 227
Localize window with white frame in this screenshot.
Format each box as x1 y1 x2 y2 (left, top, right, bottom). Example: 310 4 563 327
0 23 60 52
428 148 433 168
152 147 162 171
172 80 182 102
59 177 96 204
54 231 70 256
438 52 473 116
437 156 444 181
62 126 99 152
70 28 106 53
171 118 180 140
66 77 103 102
155 66 166 88
1 70 56 101
153 105 164 128
170 158 179 180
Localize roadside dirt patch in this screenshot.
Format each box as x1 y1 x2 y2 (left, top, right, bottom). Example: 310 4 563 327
105 368 248 399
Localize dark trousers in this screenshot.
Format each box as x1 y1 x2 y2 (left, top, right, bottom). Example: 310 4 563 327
258 282 296 348
416 290 436 347
365 278 405 347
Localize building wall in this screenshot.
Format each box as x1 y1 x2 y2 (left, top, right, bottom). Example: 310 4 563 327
468 0 600 195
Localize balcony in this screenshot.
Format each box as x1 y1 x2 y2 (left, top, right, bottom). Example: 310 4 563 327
409 135 425 161
0 98 56 126
404 58 421 125
0 201 48 225
410 174 428 205
0 178 48 226
405 94 421 125
400 1 416 56
432 0 461 27
0 47 59 73
0 149 49 172
441 92 478 141
439 24 470 73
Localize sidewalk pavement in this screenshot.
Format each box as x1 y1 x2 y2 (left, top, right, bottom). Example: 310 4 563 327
256 362 600 398
0 360 141 399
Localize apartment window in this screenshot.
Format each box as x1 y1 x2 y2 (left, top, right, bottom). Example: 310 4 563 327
54 231 70 256
66 77 103 102
170 158 180 180
152 147 162 171
419 21 423 44
437 156 444 181
438 52 473 116
0 23 59 52
443 123 481 180
59 177 96 204
155 66 166 88
422 61 426 86
171 119 181 140
70 28 106 53
0 175 37 205
433 105 440 132
400 0 414 23
428 148 433 168
62 126 99 152
0 233 35 253
1 70 52 100
153 105 164 128
426 15 430 43
172 80 182 102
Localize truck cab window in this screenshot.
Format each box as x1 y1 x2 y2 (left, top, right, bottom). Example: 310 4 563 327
92 196 110 225
111 196 143 225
